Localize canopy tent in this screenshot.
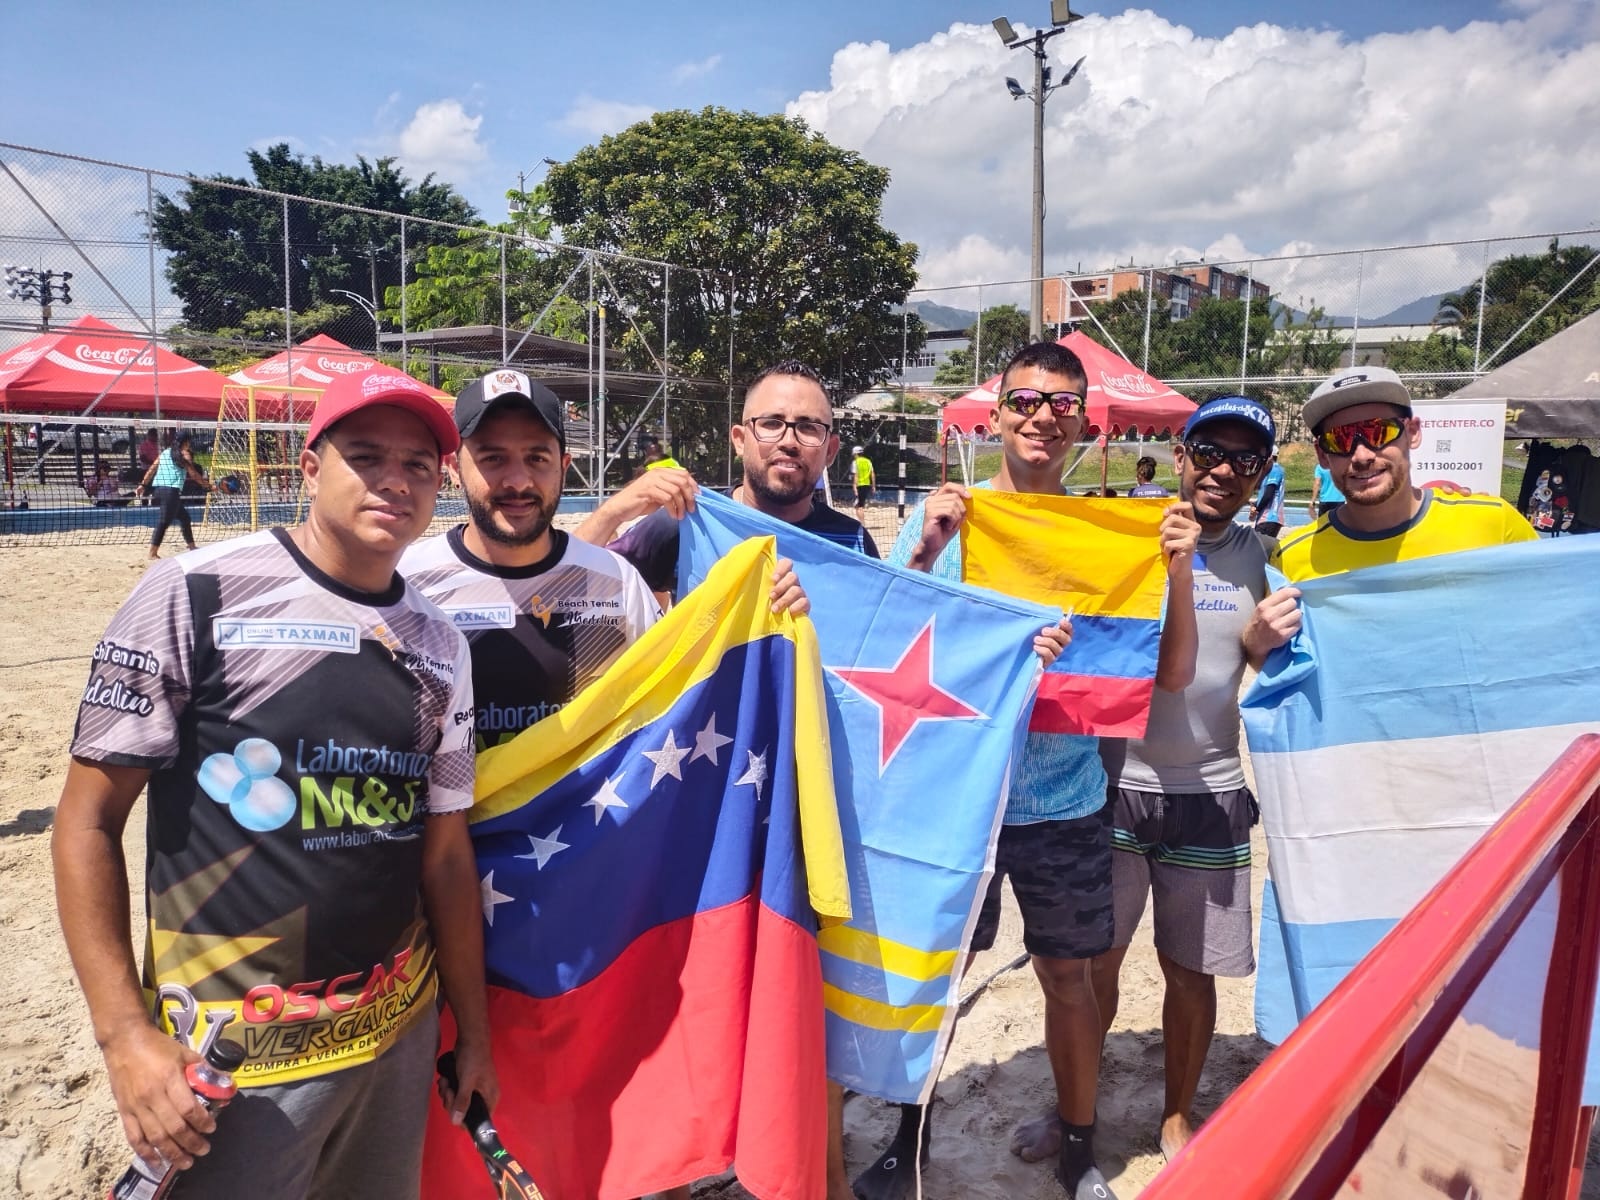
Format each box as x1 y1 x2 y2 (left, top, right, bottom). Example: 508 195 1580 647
0 315 228 418
228 334 452 422
940 331 1196 437
1452 308 1600 438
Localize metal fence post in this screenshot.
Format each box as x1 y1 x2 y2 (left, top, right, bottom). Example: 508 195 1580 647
974 284 984 385
1473 241 1491 374
1142 268 1154 372
1239 262 1254 389
282 195 294 386
1348 252 1364 368
399 216 409 368
662 264 670 448
147 172 161 422
500 233 508 365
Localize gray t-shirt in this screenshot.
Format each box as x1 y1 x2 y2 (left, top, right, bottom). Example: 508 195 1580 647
1102 520 1267 792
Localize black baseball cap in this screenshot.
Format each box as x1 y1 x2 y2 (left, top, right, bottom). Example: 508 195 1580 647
454 369 565 449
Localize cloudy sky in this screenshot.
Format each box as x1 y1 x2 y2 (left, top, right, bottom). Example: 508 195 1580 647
4 0 1598 323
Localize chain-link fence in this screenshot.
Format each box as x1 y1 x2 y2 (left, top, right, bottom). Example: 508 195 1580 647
899 230 1600 441
0 142 757 545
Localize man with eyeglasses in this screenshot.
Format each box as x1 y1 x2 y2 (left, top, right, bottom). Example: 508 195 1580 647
1269 366 1534 585
883 341 1201 1200
576 359 873 1200
578 360 879 599
1091 395 1300 1164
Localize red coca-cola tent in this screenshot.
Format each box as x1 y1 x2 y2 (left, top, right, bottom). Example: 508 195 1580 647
940 331 1195 437
228 335 452 422
0 315 228 417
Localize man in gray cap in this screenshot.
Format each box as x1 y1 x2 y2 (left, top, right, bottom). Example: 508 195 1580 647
1271 366 1534 582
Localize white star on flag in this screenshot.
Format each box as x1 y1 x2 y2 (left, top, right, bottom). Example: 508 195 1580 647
690 713 734 766
641 728 691 787
584 774 629 824
735 747 769 805
516 827 570 870
480 870 514 925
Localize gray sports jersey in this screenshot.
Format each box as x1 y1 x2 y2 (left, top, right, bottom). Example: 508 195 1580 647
1105 521 1267 792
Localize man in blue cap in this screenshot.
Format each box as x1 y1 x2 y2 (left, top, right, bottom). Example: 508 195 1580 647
1089 395 1301 1161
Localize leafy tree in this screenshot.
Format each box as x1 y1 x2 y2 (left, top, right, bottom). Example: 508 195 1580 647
153 145 476 333
932 304 1032 387
1076 288 1178 379
1382 331 1474 395
545 107 922 393
380 184 586 347
1264 303 1345 376
1437 239 1600 368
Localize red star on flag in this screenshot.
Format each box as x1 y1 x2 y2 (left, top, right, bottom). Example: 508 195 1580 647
830 618 987 771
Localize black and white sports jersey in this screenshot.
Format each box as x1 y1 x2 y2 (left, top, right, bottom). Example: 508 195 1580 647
71 528 474 1086
402 527 661 750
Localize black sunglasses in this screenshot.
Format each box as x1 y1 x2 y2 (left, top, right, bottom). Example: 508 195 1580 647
1182 440 1267 476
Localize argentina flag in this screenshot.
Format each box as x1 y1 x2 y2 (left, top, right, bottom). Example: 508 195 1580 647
1243 536 1600 1100
679 490 1054 1104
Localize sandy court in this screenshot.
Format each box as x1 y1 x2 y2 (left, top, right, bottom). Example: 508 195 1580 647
1 530 1595 1198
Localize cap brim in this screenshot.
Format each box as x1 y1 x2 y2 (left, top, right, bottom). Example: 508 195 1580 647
1303 382 1412 431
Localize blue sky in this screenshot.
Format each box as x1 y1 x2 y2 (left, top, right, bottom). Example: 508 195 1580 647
4 1 1596 321
6 0 1514 218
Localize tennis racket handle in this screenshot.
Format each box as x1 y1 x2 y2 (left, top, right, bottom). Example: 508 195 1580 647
437 1051 497 1147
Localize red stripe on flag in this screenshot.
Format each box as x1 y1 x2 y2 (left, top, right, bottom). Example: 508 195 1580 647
422 896 827 1200
1028 673 1155 737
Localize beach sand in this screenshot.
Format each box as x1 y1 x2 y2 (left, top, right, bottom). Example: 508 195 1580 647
1 533 1594 1198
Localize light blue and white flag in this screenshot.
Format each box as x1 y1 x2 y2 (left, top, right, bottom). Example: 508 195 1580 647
679 490 1054 1104
1244 537 1600 1099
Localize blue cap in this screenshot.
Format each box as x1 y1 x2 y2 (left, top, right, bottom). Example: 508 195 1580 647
1183 395 1275 447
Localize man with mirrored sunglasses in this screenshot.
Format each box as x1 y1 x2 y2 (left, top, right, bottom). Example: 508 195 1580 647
885 341 1201 1200
1091 395 1300 1164
1270 366 1534 584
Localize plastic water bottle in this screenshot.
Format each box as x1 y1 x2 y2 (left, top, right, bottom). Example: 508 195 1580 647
108 1038 246 1200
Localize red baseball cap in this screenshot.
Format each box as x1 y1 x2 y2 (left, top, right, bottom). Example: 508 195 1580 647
306 370 460 454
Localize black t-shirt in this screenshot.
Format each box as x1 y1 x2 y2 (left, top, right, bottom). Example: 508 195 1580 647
609 501 882 593
402 527 661 751
70 528 475 1085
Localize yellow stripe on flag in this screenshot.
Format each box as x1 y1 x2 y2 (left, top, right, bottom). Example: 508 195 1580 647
817 924 959 983
823 984 946 1035
961 491 1167 619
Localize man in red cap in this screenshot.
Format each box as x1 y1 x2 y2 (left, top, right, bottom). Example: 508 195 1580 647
52 371 496 1199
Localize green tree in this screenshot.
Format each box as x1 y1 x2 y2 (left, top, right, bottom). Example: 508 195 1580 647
380 185 586 344
153 145 476 334
1437 239 1600 368
932 304 1032 387
1382 331 1474 395
1264 303 1345 376
1076 288 1178 379
545 107 922 393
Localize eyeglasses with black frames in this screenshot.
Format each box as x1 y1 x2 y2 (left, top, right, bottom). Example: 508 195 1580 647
745 415 832 448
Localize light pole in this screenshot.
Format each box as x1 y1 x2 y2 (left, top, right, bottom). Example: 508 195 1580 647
993 1 1086 341
330 288 381 352
4 265 73 328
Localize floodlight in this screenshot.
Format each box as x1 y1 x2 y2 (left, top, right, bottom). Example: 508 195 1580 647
60 271 71 281
1061 55 1087 86
1050 0 1083 26
993 16 1018 44
1005 77 1026 98
1042 65 1052 89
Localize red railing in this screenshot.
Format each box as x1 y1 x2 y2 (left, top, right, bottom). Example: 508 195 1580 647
1140 732 1600 1200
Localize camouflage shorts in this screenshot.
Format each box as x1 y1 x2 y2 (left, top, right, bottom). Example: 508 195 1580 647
972 803 1114 960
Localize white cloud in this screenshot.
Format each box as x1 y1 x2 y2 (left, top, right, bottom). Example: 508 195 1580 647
671 53 723 84
788 11 1600 314
560 95 657 138
396 99 489 180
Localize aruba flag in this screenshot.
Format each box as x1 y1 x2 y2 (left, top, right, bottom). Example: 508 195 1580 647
421 537 849 1200
1244 537 1600 1101
679 490 1054 1105
961 491 1167 737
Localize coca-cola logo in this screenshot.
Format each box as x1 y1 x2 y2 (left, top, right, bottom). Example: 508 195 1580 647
4 344 46 368
317 355 374 375
76 343 155 368
1099 370 1157 396
251 360 291 378
360 372 426 397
